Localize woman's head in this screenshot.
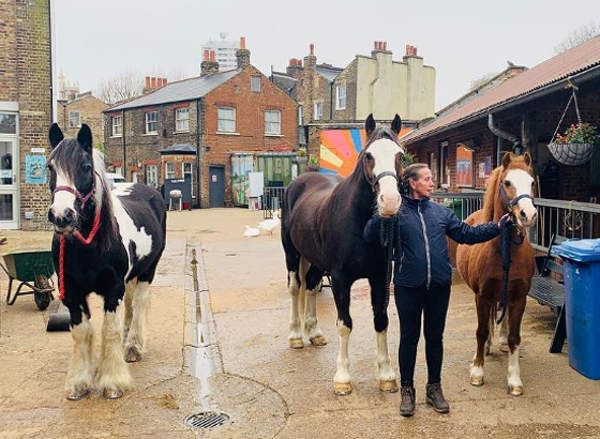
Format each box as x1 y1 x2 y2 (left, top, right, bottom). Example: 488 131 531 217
402 163 434 199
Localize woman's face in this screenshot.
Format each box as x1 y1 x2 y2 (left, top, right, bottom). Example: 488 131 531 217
410 167 435 199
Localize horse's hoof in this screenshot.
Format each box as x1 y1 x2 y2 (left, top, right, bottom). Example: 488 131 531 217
470 376 484 386
309 335 327 346
379 379 398 393
125 347 142 363
499 344 510 353
289 338 304 349
66 388 89 401
508 385 523 396
333 382 353 396
103 388 124 399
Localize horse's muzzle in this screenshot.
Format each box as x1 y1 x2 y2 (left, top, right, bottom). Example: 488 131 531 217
48 207 76 232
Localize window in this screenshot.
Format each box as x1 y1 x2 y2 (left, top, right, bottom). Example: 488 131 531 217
429 152 438 185
251 76 261 92
440 141 449 188
456 144 474 187
68 111 81 128
313 102 322 121
145 111 158 134
0 113 17 134
298 105 303 125
146 165 158 188
264 110 281 135
175 108 189 132
165 162 175 180
217 107 236 133
111 115 122 137
183 162 194 197
336 84 346 110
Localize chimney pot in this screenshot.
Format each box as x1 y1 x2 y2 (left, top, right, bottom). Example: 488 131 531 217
203 50 210 61
309 43 314 56
240 36 246 49
145 76 150 88
383 41 387 51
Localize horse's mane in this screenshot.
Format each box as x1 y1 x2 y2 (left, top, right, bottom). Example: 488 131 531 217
481 155 532 222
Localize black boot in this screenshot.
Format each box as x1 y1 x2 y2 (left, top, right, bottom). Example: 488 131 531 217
426 382 449 413
399 385 415 417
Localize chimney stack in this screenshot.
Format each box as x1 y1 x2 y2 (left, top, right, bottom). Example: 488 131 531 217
236 36 251 69
286 58 303 78
304 43 317 71
143 76 168 94
201 49 220 76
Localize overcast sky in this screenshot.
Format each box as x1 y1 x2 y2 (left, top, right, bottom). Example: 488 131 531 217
53 0 600 111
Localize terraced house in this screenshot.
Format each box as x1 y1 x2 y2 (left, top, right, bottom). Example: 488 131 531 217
103 38 297 208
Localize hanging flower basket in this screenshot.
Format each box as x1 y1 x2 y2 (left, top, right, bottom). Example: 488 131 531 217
547 122 598 166
546 85 599 166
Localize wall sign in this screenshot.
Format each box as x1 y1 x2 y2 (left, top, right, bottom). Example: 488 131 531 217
25 154 46 184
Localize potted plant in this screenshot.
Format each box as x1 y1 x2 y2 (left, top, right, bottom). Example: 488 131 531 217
548 122 598 166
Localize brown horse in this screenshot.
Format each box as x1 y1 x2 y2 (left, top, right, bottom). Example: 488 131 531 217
456 152 537 396
281 114 405 395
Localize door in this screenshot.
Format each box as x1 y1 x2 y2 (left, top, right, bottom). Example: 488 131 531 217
209 166 225 207
0 137 18 229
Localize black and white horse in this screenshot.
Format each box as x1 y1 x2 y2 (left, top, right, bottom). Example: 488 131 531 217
47 123 166 400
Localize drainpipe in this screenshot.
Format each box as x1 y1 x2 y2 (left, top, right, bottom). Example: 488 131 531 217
122 110 127 179
196 98 202 208
329 81 334 120
488 112 523 155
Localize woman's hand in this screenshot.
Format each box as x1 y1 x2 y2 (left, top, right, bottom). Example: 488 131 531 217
498 213 512 228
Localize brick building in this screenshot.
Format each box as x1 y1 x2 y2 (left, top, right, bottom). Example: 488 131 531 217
401 35 600 203
271 42 435 174
58 92 108 150
0 0 52 230
104 38 297 207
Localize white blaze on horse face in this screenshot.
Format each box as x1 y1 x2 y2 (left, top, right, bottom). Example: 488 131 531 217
505 169 537 227
368 139 402 217
51 169 77 219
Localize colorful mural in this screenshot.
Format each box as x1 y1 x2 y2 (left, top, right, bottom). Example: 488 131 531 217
319 128 413 177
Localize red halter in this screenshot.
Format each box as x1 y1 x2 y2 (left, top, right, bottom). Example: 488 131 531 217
55 180 101 301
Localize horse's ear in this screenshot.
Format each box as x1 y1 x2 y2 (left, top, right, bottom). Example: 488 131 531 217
523 151 532 167
501 152 513 169
365 114 376 137
391 114 402 136
49 123 64 149
77 124 93 152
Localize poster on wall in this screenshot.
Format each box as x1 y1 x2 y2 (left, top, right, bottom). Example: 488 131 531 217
25 154 46 184
456 145 473 187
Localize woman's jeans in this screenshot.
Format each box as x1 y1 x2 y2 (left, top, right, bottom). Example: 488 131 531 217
394 283 451 387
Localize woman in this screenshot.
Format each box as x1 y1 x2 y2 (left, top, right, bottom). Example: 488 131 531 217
364 163 509 417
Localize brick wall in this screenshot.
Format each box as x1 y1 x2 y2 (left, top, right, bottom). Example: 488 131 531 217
331 60 357 121
0 0 52 230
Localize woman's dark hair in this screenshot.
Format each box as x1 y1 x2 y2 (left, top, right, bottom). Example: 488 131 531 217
401 163 429 196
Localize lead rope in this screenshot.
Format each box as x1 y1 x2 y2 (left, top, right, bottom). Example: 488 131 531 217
57 210 101 301
379 217 395 298
497 219 513 324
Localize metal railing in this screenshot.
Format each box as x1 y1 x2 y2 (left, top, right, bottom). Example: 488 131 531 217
262 186 285 219
431 191 600 253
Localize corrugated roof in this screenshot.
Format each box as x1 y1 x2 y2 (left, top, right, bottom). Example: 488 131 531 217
403 35 600 144
106 69 242 112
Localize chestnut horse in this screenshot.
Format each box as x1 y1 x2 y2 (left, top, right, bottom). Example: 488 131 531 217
456 152 537 396
281 114 405 395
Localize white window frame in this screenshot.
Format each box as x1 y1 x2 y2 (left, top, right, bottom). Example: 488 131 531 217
313 102 322 121
182 161 194 197
336 84 346 110
251 76 261 92
145 111 158 134
217 107 236 133
111 115 122 137
68 111 81 128
146 164 158 188
298 105 303 125
264 110 281 136
165 162 175 179
175 108 190 132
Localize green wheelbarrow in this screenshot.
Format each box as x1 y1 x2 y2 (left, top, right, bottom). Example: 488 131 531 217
1 250 55 311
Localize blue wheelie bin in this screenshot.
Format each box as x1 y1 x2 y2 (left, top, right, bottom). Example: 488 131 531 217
553 238 600 380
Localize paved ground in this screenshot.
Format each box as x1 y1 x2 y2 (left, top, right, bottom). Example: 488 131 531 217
1 208 600 438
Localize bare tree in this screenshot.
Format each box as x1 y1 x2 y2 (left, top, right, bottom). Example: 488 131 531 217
555 21 600 53
97 72 143 105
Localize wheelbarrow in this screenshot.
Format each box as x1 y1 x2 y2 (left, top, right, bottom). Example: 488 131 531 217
1 250 55 311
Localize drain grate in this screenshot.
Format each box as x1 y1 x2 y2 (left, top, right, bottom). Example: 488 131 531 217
184 411 231 429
